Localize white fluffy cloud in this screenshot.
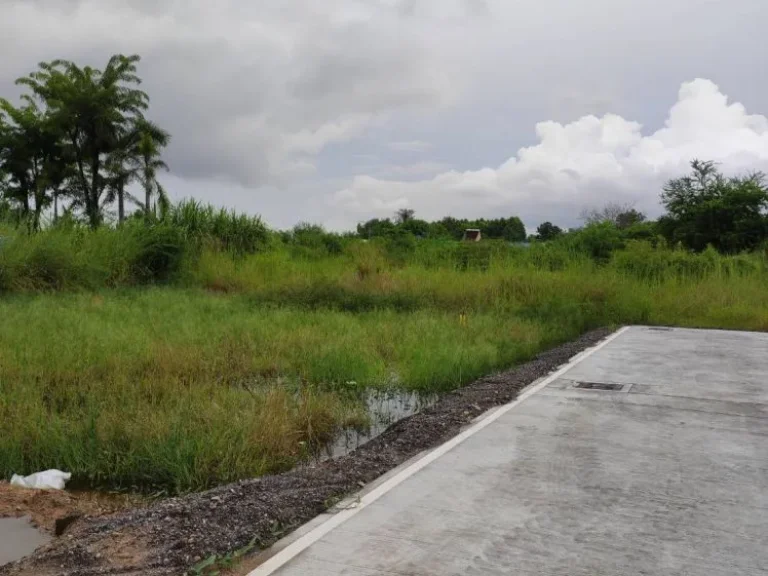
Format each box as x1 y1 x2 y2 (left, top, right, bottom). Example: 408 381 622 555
331 79 768 229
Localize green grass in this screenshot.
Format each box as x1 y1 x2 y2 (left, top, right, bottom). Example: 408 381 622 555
0 226 767 493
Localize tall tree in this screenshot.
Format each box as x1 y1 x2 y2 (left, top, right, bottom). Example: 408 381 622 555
132 119 170 220
17 54 149 228
536 221 563 241
0 98 66 230
104 119 168 223
659 159 768 252
580 202 645 229
105 142 133 224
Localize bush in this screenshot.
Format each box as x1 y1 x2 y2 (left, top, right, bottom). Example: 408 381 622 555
127 224 186 283
571 222 624 262
282 223 347 259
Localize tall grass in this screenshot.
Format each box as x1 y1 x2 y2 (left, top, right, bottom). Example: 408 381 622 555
0 201 270 292
167 199 270 255
1 224 767 492
0 222 188 292
0 291 554 492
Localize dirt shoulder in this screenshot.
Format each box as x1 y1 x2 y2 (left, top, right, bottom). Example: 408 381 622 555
0 328 614 576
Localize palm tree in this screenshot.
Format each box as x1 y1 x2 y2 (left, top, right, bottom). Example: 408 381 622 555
104 145 133 224
0 98 67 230
104 118 169 224
17 54 149 228
132 119 170 221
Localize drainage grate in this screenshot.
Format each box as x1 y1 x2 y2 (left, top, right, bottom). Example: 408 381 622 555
647 326 673 332
574 381 624 391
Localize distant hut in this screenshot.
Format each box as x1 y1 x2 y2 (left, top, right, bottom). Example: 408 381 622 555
463 229 482 242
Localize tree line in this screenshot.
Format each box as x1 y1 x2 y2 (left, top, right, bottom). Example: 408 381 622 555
534 161 768 253
356 163 768 255
0 54 169 230
3 54 766 256
357 208 527 242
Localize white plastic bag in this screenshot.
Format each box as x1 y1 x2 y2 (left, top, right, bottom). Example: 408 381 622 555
10 470 71 490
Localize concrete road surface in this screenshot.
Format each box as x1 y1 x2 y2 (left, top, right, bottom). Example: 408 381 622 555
248 326 768 576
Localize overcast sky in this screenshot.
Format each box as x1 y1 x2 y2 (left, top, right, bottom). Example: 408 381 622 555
2 0 768 231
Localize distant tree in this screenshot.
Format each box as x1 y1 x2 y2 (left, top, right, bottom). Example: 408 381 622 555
357 213 526 242
615 208 646 230
395 208 415 224
622 220 658 242
573 221 624 262
425 221 452 239
659 159 768 253
581 202 645 230
436 216 465 240
357 218 397 238
479 216 526 242
501 217 527 242
401 218 430 238
536 221 563 241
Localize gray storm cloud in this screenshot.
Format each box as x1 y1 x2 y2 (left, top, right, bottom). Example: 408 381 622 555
2 0 767 229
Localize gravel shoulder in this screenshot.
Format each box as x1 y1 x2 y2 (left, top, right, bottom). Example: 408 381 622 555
0 328 614 576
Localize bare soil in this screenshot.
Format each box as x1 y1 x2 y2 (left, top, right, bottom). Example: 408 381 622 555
0 483 144 535
0 328 613 576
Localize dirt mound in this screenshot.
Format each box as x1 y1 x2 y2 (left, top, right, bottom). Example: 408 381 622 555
0 328 613 576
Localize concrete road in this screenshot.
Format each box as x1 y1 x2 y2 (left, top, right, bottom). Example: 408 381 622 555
249 327 768 576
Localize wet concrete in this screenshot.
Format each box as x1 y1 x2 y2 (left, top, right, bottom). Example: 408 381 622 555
252 326 768 576
0 517 50 566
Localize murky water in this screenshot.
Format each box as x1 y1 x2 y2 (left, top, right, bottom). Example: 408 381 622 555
0 517 51 566
320 389 438 460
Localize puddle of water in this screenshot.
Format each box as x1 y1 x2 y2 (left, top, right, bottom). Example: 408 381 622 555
320 389 438 460
0 516 51 566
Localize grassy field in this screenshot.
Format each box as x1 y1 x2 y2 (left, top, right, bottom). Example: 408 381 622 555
1 222 767 493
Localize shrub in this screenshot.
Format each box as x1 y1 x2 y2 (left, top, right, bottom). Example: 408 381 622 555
127 224 186 283
571 222 624 262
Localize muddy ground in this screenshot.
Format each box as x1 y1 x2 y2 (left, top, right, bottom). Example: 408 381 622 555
0 328 613 576
0 484 145 536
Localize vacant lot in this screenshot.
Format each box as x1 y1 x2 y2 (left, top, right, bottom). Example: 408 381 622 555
1 226 767 493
